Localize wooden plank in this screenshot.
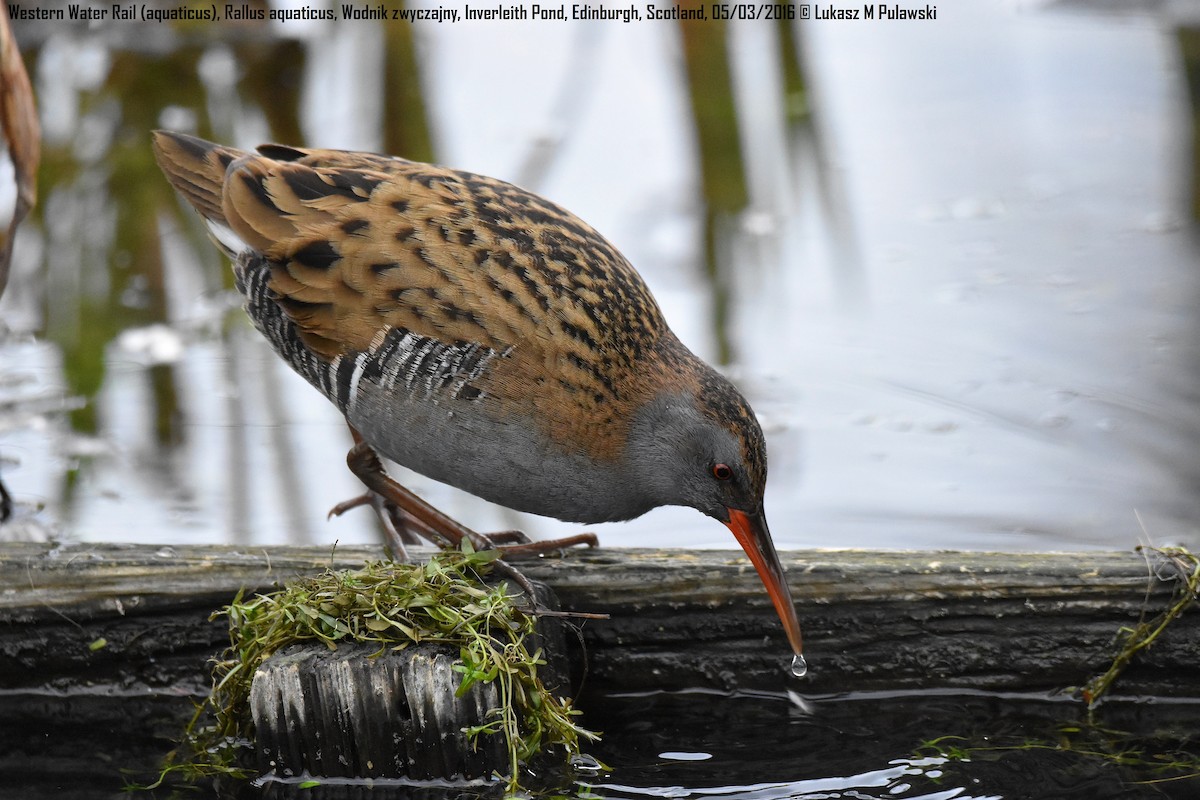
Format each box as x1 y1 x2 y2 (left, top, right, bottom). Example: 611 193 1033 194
0 542 1193 697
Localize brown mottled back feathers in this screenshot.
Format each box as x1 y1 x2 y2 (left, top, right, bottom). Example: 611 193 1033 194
152 131 686 459
156 132 665 373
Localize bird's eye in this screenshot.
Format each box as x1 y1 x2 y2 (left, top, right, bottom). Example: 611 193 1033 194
712 463 733 481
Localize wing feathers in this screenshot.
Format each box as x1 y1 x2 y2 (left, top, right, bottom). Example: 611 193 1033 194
152 130 667 409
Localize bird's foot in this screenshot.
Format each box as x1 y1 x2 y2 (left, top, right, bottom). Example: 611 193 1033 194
330 491 598 560
338 432 601 612
471 529 530 545
340 432 598 557
484 531 600 559
328 490 423 561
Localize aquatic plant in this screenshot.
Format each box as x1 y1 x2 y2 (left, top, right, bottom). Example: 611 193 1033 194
143 544 598 793
915 721 1200 788
1081 545 1200 709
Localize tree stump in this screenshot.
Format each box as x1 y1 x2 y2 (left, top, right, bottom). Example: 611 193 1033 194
252 643 502 781
248 581 567 782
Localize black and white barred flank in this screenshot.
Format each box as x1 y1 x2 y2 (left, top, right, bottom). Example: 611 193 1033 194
235 253 504 413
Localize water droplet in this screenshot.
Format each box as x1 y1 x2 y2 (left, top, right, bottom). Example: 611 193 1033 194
791 653 808 678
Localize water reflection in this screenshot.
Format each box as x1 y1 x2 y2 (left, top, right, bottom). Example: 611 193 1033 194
576 688 1195 800
1 2 1199 552
6 684 1193 798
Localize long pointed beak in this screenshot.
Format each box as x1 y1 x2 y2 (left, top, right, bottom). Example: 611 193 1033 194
725 508 804 657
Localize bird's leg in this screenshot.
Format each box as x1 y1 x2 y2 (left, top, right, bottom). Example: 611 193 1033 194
334 428 599 557
332 501 529 546
334 430 600 610
329 490 423 561
333 435 483 551
341 436 544 599
333 443 604 623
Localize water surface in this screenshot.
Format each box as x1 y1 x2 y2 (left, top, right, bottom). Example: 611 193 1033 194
0 3 1197 553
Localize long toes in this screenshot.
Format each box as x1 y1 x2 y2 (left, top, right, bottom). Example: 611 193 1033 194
381 519 413 563
495 532 600 560
479 530 532 545
328 492 374 519
328 489 425 556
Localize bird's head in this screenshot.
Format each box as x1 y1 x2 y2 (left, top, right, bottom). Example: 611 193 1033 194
626 369 805 661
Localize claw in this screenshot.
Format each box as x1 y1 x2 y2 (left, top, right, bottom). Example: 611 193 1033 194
327 491 373 519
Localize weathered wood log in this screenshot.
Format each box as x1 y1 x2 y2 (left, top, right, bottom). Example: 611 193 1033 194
0 541 1196 698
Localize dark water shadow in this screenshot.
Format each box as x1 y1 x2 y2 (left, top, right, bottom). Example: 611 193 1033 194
3 686 1198 800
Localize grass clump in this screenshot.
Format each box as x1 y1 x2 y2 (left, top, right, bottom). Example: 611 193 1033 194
148 544 598 792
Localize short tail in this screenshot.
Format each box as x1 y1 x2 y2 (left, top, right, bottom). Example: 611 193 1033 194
152 130 245 243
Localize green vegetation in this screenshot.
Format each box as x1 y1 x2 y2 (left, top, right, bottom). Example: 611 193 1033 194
1081 545 1200 709
143 545 597 793
915 722 1200 788
915 545 1200 788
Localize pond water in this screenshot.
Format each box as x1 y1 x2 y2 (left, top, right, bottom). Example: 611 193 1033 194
4 686 1197 799
578 689 1200 800
2 1 1198 554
